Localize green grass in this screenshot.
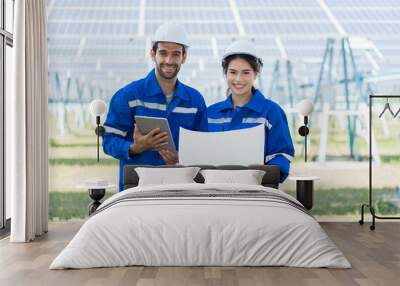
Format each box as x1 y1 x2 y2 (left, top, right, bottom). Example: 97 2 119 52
299 188 399 216
48 155 400 166
49 158 118 166
49 191 114 220
49 188 400 221
46 117 400 220
381 155 400 164
49 138 97 148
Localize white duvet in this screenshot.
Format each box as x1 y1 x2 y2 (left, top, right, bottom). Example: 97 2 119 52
50 183 351 269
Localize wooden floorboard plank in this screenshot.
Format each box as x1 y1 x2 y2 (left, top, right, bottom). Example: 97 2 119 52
0 222 399 286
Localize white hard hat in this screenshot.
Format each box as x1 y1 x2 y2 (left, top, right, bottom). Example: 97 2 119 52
152 22 190 48
222 40 259 61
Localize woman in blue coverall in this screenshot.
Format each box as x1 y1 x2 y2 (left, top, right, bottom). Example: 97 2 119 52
207 40 295 182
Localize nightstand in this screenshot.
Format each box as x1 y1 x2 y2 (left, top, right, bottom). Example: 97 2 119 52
77 180 116 215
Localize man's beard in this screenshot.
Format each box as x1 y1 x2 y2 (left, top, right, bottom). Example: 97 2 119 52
156 63 181 80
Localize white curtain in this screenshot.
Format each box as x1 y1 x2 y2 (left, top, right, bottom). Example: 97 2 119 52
8 0 49 242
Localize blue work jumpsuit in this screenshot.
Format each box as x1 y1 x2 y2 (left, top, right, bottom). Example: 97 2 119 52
103 69 208 191
207 89 295 182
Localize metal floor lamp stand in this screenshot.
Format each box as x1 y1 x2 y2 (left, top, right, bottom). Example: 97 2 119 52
359 94 400 230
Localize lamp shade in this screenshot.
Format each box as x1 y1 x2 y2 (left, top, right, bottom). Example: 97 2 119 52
297 99 314 116
89 99 107 116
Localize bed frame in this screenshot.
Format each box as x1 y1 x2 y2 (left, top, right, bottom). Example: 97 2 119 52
123 164 281 190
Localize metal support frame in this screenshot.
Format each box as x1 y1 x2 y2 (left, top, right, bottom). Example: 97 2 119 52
54 72 72 134
359 94 400 230
342 38 357 159
268 60 280 100
314 38 367 161
257 68 264 94
75 78 87 129
268 59 298 137
313 38 334 107
286 60 297 134
49 71 111 137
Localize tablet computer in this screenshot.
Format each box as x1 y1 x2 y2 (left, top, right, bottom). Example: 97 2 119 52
134 115 176 152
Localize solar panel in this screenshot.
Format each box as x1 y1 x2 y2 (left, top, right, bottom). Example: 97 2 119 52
325 0 400 7
146 0 229 7
55 0 138 7
286 48 325 58
332 9 400 21
236 0 317 7
244 22 337 34
49 9 139 21
48 47 78 57
145 9 233 21
47 38 81 47
239 9 328 20
343 23 400 34
81 47 145 57
47 0 400 98
145 22 238 34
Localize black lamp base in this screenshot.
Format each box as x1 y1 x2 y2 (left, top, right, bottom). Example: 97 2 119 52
88 188 106 215
296 180 314 210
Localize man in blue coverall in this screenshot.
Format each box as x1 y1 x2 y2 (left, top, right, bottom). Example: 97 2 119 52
102 23 208 191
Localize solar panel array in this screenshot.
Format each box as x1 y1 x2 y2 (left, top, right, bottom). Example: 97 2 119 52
47 0 400 104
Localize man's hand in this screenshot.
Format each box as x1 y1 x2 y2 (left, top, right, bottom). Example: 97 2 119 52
130 124 169 155
158 149 179 165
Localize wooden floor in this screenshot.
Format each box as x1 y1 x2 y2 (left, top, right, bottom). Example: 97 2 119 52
0 222 399 286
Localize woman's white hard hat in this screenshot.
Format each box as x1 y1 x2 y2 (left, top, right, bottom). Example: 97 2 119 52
222 40 260 61
152 22 190 48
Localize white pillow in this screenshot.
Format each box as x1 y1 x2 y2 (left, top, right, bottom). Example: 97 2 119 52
200 169 265 185
136 167 200 186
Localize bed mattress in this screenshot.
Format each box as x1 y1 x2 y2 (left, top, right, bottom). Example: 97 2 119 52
50 183 351 269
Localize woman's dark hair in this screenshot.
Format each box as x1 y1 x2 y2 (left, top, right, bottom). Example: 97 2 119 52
222 54 263 75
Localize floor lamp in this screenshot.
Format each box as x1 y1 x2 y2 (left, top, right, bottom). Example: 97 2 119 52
297 99 314 162
89 99 107 162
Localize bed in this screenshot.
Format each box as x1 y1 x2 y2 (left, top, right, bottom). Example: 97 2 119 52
50 165 350 269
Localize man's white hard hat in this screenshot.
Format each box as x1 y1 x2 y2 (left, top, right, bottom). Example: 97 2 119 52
152 22 190 48
222 40 259 60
